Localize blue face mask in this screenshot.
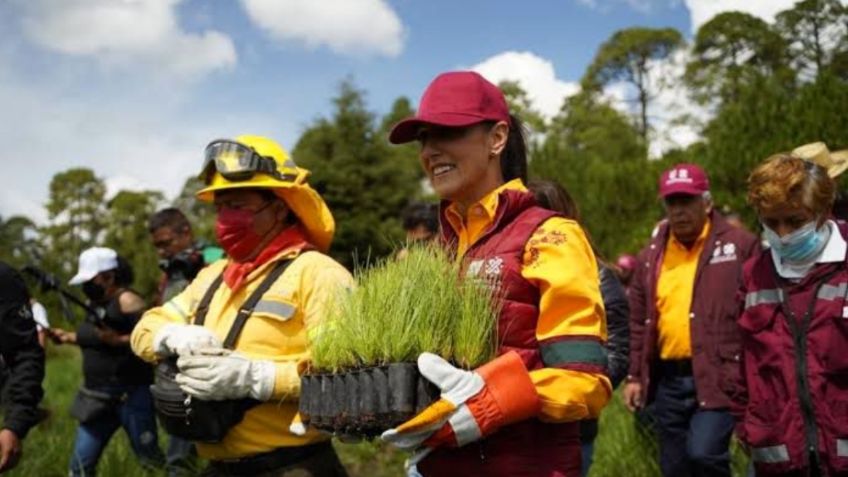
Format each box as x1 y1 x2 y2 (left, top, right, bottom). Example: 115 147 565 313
762 220 828 263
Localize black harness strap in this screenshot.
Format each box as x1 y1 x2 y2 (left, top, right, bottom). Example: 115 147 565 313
222 259 294 349
193 274 224 326
191 259 295 349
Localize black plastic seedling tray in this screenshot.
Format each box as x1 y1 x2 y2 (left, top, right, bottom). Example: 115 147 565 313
300 362 440 438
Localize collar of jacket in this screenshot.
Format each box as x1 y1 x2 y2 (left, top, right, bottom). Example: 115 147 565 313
438 186 540 256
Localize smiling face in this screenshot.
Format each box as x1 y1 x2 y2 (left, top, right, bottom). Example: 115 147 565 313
417 121 508 213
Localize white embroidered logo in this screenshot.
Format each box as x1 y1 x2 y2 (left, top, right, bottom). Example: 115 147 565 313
709 241 738 264
666 168 693 185
466 260 484 278
484 257 505 277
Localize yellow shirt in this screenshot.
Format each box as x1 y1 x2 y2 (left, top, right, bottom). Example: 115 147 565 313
444 179 612 422
655 220 711 360
130 248 354 460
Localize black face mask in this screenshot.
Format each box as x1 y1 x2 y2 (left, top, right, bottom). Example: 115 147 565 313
82 281 106 303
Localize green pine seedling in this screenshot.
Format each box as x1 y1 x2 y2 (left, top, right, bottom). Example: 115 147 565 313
310 243 499 372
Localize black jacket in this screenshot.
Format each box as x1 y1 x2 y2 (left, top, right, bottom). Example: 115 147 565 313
0 263 45 438
600 264 630 388
78 291 152 388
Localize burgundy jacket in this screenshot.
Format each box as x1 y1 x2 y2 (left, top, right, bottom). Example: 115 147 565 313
736 222 848 476
628 211 759 409
420 189 587 477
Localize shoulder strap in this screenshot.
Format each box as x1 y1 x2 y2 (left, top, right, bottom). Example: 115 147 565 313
193 274 224 326
222 258 295 349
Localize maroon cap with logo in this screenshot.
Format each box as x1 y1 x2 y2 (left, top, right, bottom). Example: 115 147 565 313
388 71 510 144
658 163 710 198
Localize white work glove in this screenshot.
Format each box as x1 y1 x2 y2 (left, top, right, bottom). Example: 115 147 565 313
153 323 222 357
175 348 276 401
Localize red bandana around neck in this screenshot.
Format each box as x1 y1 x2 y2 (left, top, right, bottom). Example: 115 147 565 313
222 225 311 291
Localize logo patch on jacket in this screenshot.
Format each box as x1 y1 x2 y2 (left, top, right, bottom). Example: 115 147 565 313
709 241 738 264
467 257 504 278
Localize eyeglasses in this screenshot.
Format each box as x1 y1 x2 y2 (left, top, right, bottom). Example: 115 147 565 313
201 139 299 184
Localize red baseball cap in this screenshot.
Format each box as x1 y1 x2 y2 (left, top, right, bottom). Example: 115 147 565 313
388 71 510 144
658 163 710 198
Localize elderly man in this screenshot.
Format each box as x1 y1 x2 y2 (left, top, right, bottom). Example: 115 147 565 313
131 135 353 477
622 164 758 477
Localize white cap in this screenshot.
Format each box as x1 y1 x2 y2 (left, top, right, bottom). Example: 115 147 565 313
69 247 118 285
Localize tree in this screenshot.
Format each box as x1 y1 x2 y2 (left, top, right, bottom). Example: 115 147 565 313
776 0 848 78
583 27 684 143
498 80 547 136
531 92 659 256
686 12 790 104
104 190 164 300
293 80 422 268
0 215 41 269
41 168 107 277
172 176 217 245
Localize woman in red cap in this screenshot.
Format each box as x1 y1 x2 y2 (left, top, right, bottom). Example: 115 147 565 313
380 71 611 476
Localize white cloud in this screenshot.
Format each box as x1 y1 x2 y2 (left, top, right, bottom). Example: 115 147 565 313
12 0 236 77
0 47 287 226
603 49 709 157
684 0 847 33
470 51 579 119
240 0 406 57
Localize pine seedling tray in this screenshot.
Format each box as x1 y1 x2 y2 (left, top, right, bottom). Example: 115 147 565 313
299 362 440 437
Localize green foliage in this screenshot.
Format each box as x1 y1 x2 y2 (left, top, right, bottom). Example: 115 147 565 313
0 215 41 269
699 72 848 226
499 80 547 135
172 176 217 245
583 27 684 141
685 11 790 104
531 91 661 258
311 244 499 372
41 168 107 279
294 80 422 269
776 0 848 77
103 190 165 301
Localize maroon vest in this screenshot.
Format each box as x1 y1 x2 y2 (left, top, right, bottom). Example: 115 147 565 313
739 222 848 475
420 189 581 477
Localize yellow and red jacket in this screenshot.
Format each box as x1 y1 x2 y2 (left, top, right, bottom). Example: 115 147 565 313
130 247 354 460
420 179 610 475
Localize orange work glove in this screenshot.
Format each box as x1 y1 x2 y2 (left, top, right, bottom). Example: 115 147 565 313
381 350 540 450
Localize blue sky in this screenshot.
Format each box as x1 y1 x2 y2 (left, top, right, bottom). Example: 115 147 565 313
0 0 804 222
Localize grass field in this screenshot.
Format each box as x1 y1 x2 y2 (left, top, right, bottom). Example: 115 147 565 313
5 348 749 476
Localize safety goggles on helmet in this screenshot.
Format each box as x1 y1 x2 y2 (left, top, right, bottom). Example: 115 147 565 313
201 139 299 184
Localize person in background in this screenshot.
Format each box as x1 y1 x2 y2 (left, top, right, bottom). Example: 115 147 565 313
402 202 439 243
0 262 45 474
149 207 223 306
615 254 639 293
398 202 440 259
738 145 848 476
52 247 164 476
147 207 210 476
382 71 610 476
623 164 759 477
528 178 629 477
131 135 353 476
